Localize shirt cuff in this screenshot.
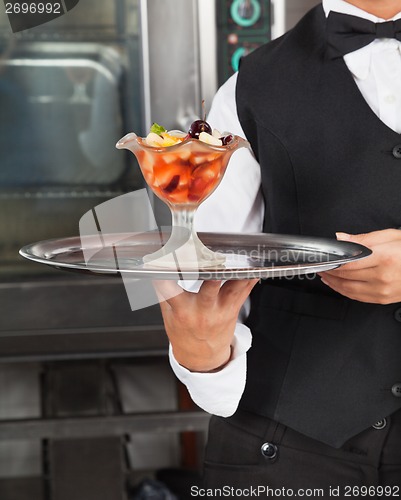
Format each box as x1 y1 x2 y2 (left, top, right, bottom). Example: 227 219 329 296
168 322 252 417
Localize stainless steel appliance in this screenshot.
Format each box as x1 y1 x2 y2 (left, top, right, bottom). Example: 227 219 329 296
0 0 219 272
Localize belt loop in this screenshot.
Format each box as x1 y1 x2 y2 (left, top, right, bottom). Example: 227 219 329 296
273 421 287 445
263 417 287 445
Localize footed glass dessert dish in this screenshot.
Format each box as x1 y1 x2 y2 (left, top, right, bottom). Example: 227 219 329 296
116 131 249 269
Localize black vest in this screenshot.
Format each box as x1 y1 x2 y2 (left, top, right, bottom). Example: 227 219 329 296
236 5 401 448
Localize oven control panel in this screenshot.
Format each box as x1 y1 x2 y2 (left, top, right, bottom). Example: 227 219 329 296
217 0 271 85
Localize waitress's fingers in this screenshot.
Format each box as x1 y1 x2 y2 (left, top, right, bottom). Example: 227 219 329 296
337 229 401 246
197 280 223 306
318 266 376 281
219 279 259 307
152 280 186 308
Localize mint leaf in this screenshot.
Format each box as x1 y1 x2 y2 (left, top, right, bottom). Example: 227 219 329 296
150 123 166 136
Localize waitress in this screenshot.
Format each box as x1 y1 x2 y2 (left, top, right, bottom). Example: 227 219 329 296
154 0 401 490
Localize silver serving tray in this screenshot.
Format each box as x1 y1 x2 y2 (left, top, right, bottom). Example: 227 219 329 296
19 232 372 280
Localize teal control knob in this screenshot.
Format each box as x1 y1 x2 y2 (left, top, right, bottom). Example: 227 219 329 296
231 47 247 72
230 0 261 27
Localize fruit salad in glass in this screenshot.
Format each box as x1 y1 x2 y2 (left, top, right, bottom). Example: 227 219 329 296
116 118 249 269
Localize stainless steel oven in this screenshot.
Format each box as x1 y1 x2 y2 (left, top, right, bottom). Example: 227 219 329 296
0 0 219 275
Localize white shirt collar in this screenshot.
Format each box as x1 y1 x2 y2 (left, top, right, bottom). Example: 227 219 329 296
322 0 401 80
323 0 401 22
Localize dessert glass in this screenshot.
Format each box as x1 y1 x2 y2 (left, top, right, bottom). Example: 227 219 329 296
116 133 249 269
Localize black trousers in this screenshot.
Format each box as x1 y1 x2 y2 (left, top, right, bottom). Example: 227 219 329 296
203 408 401 498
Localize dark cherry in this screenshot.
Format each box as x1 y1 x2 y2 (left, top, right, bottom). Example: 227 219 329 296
188 120 212 139
221 134 234 145
162 175 180 193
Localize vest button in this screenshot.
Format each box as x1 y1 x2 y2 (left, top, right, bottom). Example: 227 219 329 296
392 145 401 159
260 442 278 459
394 308 401 322
372 418 387 430
391 383 401 397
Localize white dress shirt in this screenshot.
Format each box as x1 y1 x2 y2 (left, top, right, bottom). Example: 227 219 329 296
169 0 401 417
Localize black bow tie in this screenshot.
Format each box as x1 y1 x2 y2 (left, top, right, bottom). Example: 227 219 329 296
326 11 401 59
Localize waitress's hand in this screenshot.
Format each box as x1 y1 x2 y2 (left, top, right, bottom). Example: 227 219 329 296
153 279 258 372
319 229 401 304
